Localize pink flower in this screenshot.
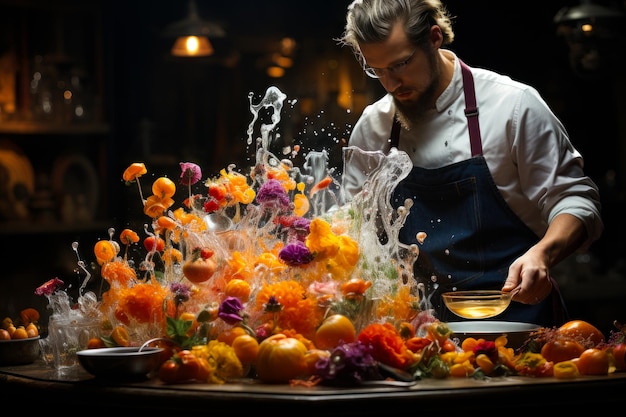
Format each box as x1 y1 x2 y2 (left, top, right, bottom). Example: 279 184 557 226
179 162 202 186
34 278 65 296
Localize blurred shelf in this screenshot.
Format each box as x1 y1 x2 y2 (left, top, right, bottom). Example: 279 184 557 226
0 122 110 136
0 220 112 235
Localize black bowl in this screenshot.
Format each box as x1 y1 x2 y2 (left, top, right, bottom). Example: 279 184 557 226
77 346 164 379
0 336 41 365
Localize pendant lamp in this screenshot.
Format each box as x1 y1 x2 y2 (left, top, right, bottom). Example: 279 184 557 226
163 0 225 57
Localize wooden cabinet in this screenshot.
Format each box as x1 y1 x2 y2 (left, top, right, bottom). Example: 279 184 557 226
0 0 110 234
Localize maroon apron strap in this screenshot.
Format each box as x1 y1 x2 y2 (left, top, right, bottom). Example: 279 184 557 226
389 59 483 157
388 118 401 153
459 60 483 157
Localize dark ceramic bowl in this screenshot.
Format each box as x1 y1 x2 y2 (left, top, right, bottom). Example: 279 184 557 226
77 346 164 379
0 336 41 365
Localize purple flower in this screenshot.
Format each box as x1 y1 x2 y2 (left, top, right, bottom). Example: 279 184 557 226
218 296 244 325
314 341 381 385
179 162 202 186
256 179 290 211
263 296 283 314
170 282 192 304
278 241 314 266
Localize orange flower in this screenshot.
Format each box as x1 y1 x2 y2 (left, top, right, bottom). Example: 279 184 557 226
340 278 372 298
144 195 175 218
119 228 140 245
101 260 137 287
122 162 147 182
113 281 174 327
94 240 118 265
265 163 296 192
152 177 176 199
254 280 323 340
375 285 420 322
358 322 416 370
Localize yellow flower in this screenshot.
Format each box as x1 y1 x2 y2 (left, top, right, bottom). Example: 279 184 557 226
219 168 256 205
305 218 340 259
255 251 287 274
192 341 243 384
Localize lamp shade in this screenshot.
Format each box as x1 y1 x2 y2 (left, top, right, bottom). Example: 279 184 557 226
163 0 225 57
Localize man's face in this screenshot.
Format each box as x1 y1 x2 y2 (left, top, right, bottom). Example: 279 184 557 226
359 22 441 127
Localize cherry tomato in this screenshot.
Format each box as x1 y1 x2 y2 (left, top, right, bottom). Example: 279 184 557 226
158 359 181 383
575 348 611 375
610 343 626 371
144 236 165 252
557 320 605 347
540 338 585 363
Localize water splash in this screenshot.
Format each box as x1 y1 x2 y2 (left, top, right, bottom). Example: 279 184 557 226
339 146 420 302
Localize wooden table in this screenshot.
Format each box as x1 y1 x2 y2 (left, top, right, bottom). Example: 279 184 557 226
2 360 624 414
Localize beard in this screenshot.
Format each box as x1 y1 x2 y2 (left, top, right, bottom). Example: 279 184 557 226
393 49 441 130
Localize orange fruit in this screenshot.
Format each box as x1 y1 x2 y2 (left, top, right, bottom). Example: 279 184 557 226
111 325 130 347
87 337 106 349
314 314 356 350
558 320 605 347
12 326 28 339
217 326 247 346
0 329 10 340
540 338 585 363
25 323 39 338
232 334 260 365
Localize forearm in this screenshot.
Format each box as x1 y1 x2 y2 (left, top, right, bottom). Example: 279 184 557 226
534 213 588 267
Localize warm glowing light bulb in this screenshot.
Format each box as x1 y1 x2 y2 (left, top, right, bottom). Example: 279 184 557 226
581 23 593 33
171 35 213 57
186 36 200 53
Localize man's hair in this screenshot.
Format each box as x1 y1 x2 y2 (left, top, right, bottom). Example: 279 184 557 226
338 0 455 64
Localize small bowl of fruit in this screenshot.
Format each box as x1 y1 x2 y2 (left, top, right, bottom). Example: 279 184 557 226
1 309 42 365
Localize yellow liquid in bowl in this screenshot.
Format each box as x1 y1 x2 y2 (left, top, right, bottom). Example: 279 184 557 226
445 300 510 319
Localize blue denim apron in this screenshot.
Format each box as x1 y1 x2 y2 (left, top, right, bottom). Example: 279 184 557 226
389 60 568 327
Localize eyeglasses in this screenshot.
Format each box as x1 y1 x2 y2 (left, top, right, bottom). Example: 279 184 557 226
363 48 418 79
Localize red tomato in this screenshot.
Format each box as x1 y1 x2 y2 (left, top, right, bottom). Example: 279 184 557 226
557 320 605 347
575 348 611 375
610 343 626 371
158 359 181 383
540 338 585 363
182 258 217 283
144 236 165 252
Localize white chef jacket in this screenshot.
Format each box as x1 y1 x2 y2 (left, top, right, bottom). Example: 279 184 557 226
343 50 603 249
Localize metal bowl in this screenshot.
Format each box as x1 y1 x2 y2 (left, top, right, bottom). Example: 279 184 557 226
442 290 512 319
0 336 41 365
77 346 164 380
447 321 541 349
